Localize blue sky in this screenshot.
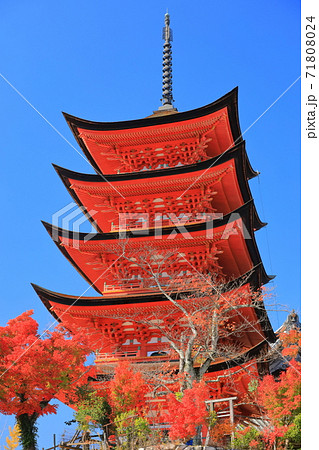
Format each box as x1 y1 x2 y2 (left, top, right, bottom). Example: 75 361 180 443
0 1 300 447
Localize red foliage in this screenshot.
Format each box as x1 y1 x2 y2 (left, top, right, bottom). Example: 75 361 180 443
0 310 91 418
258 359 301 423
165 381 210 441
108 361 148 414
257 359 301 447
279 329 301 358
262 427 288 449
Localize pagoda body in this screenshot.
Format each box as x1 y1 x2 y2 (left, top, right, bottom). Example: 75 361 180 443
33 16 275 426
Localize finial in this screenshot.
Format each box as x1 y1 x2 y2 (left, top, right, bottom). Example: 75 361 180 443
158 12 177 111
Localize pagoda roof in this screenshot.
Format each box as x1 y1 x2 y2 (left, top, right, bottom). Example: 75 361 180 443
63 88 242 174
54 141 256 184
32 266 276 345
206 339 270 373
32 265 272 310
42 202 272 294
54 142 257 233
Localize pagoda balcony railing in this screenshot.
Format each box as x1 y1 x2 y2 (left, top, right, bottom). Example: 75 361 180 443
103 280 164 293
110 213 211 233
102 276 207 294
95 348 234 367
97 351 139 360
95 350 171 365
103 280 144 293
102 280 176 293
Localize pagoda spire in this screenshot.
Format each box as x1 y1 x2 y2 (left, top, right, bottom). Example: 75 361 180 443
158 12 177 111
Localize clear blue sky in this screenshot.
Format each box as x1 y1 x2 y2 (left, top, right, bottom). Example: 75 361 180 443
0 1 300 447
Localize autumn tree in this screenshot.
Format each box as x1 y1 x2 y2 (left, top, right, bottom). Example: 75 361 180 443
74 389 111 433
108 361 153 448
257 329 301 449
89 242 279 446
108 361 148 415
98 245 274 390
0 310 92 450
233 328 301 449
233 426 263 449
68 362 152 448
164 381 210 443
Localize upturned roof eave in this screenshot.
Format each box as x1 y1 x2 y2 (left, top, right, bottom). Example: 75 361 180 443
41 201 273 296
41 200 263 242
31 264 272 308
52 142 256 234
62 88 242 175
32 263 275 342
62 87 240 134
53 141 253 183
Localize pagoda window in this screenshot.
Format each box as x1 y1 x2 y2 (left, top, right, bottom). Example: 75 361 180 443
148 351 168 357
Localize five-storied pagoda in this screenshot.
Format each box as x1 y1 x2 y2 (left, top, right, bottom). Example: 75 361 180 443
33 13 275 424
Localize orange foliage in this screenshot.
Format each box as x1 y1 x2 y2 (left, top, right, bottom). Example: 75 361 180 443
258 359 301 422
165 381 210 441
279 329 301 358
210 419 234 446
257 358 301 448
108 361 148 415
0 310 91 418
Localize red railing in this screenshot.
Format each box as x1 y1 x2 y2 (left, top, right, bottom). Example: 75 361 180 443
95 350 172 365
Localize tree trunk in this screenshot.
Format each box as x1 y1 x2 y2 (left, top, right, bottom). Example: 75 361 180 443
184 360 198 388
193 425 202 445
16 413 39 450
82 431 90 450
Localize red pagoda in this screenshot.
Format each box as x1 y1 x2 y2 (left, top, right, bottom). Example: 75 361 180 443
33 13 275 426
